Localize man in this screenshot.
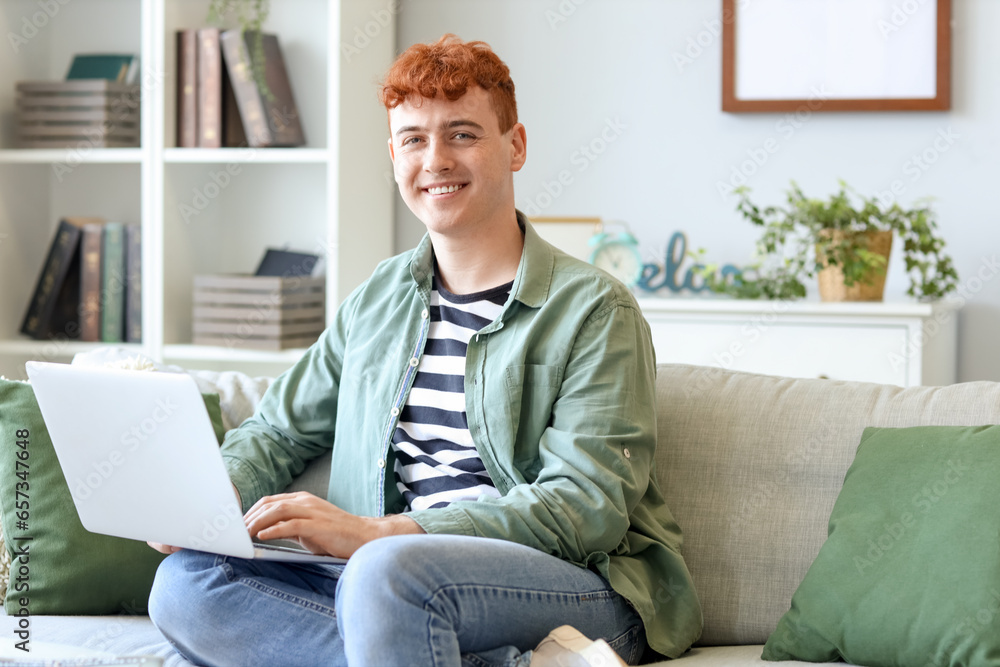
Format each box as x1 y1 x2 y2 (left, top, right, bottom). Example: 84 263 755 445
148 35 701 666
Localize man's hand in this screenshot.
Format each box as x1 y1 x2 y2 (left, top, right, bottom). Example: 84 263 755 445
244 491 424 558
147 541 182 555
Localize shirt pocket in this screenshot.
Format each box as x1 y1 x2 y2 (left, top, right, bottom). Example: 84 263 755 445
503 364 564 479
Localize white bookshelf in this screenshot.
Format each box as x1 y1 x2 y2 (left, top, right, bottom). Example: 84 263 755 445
0 0 396 379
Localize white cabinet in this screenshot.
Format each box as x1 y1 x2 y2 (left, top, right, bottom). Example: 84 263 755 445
637 299 958 387
0 0 395 379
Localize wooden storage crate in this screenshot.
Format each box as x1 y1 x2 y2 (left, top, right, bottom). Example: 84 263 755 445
192 275 326 351
16 80 140 148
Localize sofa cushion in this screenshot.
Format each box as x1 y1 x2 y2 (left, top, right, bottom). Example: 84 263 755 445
0 379 224 615
762 425 1000 665
653 364 1000 646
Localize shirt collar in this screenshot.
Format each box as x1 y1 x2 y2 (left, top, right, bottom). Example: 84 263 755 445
408 209 554 310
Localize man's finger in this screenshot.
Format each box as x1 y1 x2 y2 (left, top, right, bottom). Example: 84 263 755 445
147 541 182 554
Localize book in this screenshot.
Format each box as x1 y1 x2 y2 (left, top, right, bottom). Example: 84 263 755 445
79 222 105 342
100 222 126 343
220 30 306 148
197 28 222 148
254 248 321 277
20 217 103 340
222 65 247 147
66 54 138 84
125 224 142 343
176 30 198 148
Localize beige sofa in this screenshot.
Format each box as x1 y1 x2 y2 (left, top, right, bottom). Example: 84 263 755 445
4 362 999 665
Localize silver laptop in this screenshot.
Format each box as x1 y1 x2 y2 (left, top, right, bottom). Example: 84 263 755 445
25 361 345 565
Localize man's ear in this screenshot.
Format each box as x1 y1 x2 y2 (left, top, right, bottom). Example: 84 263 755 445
387 137 395 162
510 123 527 172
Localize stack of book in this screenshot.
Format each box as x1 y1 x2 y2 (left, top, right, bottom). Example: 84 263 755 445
65 53 140 84
176 28 305 148
15 53 142 149
20 219 141 343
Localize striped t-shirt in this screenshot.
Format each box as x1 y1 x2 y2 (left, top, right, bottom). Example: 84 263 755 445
391 277 512 511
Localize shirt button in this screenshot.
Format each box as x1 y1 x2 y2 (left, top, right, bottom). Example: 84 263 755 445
409 357 419 367
377 458 385 469
421 309 428 319
623 448 631 459
390 407 400 417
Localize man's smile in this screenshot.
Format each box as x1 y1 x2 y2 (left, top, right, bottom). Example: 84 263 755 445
424 183 467 196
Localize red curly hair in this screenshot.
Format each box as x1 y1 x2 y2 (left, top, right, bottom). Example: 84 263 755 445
379 34 518 134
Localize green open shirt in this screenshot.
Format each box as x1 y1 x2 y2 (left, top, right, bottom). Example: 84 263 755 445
221 214 703 657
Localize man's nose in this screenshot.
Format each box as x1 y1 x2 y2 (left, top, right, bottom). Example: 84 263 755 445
423 139 454 173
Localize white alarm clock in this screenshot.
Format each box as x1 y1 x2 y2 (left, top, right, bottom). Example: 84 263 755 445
588 230 643 287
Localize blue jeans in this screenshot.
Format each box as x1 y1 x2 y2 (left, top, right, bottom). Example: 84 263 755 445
148 534 646 667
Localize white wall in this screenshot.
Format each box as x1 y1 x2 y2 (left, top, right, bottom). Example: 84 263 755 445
392 0 1000 383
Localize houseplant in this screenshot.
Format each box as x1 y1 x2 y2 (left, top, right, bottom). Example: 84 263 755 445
704 181 959 302
208 0 271 97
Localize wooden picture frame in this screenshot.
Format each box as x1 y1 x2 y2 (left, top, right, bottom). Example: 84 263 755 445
722 0 951 112
529 217 602 263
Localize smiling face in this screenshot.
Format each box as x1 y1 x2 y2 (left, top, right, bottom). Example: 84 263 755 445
388 86 527 240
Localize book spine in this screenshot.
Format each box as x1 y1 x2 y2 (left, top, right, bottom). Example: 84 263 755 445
176 30 198 148
125 224 142 343
220 29 272 147
197 28 223 148
100 222 126 343
20 220 85 339
79 223 104 342
222 64 247 147
258 33 306 147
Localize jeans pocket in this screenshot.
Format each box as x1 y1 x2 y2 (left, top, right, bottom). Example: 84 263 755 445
605 622 646 665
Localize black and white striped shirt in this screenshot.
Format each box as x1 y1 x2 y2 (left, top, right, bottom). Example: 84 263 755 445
391 277 511 511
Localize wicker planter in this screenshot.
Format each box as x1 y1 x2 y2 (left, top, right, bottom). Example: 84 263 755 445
816 230 893 302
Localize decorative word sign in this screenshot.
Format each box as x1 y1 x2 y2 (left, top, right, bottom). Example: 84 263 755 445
637 231 741 294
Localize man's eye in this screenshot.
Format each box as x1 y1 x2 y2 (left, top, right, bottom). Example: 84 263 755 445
402 137 421 146
454 132 474 140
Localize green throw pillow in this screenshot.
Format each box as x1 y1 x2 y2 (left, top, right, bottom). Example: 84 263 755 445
763 425 1000 667
0 378 225 615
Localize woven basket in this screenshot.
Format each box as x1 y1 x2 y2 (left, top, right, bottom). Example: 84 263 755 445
816 230 893 302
